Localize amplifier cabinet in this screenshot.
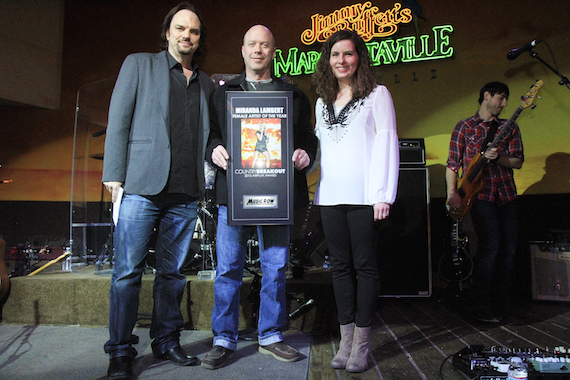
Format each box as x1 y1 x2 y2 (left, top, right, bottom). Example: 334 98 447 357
530 244 570 302
378 167 431 297
399 138 425 167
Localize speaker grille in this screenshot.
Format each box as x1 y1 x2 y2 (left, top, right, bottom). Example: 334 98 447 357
378 167 431 297
530 245 570 301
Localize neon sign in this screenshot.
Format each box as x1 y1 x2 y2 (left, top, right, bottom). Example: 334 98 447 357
301 2 412 44
274 2 454 77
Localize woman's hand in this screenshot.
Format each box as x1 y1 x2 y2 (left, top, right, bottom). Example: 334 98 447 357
373 202 391 221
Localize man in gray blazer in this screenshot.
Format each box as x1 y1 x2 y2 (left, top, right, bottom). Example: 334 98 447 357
101 3 214 379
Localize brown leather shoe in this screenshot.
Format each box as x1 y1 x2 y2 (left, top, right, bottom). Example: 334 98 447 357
258 342 299 362
201 346 235 369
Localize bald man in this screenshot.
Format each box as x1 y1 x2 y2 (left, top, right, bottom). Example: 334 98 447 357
202 25 317 369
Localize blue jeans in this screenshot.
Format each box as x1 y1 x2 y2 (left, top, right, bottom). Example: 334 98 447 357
212 206 289 351
470 199 519 314
104 193 198 359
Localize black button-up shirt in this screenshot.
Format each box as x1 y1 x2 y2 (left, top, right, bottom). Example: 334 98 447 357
166 52 200 197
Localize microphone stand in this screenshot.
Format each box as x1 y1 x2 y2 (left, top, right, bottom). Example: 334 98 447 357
528 49 570 91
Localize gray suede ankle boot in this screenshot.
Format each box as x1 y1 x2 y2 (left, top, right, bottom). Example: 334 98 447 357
345 325 371 373
330 323 354 369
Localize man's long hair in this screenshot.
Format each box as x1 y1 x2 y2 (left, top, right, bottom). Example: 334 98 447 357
159 2 206 57
312 29 378 104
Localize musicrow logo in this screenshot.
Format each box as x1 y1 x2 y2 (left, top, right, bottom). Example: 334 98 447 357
243 195 278 209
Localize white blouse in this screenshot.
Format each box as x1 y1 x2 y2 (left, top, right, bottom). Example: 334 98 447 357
314 85 400 206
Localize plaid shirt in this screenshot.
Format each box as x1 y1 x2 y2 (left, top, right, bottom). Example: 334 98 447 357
447 112 524 204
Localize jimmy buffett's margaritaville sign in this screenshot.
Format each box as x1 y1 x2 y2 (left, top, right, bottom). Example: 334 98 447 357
274 2 454 77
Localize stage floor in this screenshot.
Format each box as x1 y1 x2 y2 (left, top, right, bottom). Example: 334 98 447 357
310 296 570 379
2 265 570 379
0 324 311 380
2 295 569 380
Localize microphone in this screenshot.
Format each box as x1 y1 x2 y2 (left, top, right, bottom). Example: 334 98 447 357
288 298 316 320
507 40 540 60
92 129 106 138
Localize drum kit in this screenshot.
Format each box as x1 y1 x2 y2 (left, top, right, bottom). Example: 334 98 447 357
4 244 68 277
93 198 218 275
181 199 217 273
92 162 220 275
89 160 327 274
92 200 328 276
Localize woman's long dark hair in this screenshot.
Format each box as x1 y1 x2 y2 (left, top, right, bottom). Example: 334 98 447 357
312 29 378 104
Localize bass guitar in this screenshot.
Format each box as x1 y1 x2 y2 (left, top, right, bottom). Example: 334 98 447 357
438 218 472 283
446 80 543 219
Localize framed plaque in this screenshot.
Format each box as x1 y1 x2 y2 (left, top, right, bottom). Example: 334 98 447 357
226 91 294 225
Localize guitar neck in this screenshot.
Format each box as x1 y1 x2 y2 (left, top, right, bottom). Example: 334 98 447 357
450 219 459 247
465 105 523 184
487 105 523 151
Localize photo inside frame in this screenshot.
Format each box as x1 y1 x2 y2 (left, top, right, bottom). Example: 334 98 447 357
240 118 282 168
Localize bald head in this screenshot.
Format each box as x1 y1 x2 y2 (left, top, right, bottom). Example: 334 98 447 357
243 25 275 48
241 25 276 80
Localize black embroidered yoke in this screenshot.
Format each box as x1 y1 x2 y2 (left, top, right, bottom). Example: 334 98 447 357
322 98 364 142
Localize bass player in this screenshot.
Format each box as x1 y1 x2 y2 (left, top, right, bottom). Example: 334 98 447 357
446 81 524 323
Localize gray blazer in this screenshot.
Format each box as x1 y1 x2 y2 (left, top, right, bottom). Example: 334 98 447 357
102 50 214 197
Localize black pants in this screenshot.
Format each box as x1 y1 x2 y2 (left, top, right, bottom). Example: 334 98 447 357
320 205 380 327
470 199 519 314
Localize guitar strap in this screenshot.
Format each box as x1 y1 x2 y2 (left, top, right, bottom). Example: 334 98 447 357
480 119 499 153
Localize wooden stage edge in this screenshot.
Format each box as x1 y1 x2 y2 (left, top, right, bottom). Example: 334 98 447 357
0 264 336 334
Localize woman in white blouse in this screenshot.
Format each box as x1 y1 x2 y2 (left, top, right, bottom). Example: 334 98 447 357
312 29 399 373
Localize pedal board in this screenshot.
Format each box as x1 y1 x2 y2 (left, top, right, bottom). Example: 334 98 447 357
452 345 570 379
